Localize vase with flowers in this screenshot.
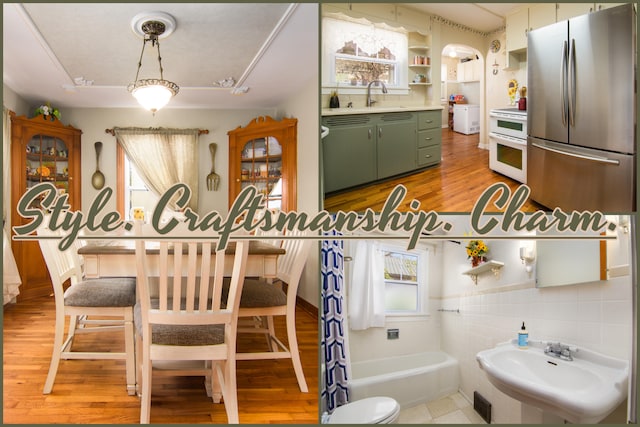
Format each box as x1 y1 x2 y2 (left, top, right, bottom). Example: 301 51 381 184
466 239 488 267
34 102 61 122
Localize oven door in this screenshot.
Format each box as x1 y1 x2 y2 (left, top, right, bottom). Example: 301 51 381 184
489 132 527 184
489 112 527 139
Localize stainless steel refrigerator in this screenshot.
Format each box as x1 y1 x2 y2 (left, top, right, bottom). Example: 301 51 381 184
527 3 636 211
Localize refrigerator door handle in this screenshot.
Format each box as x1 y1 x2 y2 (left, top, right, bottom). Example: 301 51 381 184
568 38 576 127
532 142 620 165
561 40 568 126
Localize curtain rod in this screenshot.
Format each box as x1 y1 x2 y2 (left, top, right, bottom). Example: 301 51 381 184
105 127 209 136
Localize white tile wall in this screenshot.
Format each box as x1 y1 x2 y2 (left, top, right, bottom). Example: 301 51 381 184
439 238 633 423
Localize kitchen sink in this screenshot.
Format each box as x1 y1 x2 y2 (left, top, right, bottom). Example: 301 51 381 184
476 339 628 424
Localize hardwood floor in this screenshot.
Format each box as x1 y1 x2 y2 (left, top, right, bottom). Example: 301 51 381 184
3 296 318 424
324 129 544 213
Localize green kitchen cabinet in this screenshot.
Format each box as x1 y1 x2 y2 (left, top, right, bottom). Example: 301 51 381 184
321 115 377 193
417 110 442 167
376 113 417 179
322 109 441 193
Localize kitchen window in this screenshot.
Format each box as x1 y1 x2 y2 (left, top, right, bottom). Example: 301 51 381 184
322 16 408 93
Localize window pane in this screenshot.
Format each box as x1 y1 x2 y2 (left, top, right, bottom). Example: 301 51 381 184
384 251 418 282
385 282 418 311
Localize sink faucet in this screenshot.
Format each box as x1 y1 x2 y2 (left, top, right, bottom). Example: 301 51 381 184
366 80 388 107
544 342 577 361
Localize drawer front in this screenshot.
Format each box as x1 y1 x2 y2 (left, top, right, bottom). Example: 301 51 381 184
418 145 441 167
418 128 441 148
417 110 441 130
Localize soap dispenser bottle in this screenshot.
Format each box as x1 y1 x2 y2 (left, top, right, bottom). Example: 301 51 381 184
518 322 528 349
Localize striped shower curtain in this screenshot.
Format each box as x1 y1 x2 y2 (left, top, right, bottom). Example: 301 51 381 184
321 234 349 412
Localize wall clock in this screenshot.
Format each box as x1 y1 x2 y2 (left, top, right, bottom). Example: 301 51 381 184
490 39 501 53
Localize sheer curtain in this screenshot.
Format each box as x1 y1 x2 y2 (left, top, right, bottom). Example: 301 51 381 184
113 128 200 211
3 107 21 304
348 240 385 330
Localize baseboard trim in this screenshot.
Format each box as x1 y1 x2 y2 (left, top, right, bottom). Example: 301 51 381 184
296 296 318 318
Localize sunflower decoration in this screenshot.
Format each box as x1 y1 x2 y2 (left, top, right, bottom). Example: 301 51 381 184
508 79 518 105
465 239 488 259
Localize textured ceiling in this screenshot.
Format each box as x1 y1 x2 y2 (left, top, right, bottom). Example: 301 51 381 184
3 3 318 110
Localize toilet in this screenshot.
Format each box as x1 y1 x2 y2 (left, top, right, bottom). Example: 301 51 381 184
325 397 401 424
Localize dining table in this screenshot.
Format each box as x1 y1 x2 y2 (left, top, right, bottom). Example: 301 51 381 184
78 240 284 279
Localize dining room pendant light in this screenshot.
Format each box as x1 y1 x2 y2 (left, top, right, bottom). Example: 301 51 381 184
128 19 179 114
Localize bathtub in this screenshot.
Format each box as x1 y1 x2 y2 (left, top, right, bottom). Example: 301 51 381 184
348 351 459 408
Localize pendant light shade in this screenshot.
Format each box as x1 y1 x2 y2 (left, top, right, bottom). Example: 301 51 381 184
128 18 179 114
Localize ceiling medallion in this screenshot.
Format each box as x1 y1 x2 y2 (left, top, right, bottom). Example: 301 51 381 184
127 12 179 114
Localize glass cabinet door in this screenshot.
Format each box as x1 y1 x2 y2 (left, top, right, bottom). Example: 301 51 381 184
25 134 70 207
241 136 283 209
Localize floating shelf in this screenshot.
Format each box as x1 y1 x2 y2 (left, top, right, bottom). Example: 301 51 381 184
463 260 504 285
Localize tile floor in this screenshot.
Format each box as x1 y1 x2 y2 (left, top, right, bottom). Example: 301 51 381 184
398 392 488 424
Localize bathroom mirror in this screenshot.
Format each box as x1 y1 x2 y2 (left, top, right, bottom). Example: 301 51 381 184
535 215 633 288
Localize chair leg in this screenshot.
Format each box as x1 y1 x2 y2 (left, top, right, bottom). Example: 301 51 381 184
124 311 136 395
43 311 66 394
286 311 308 392
135 331 142 397
140 350 152 424
222 359 239 424
266 315 277 352
211 361 222 403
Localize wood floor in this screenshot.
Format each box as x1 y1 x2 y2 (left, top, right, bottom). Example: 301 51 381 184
324 129 544 213
3 296 319 424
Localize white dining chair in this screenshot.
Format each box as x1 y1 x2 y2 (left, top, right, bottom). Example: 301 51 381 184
235 228 313 392
134 236 249 424
36 224 136 395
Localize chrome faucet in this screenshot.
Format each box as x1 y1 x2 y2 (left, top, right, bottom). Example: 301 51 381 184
544 342 577 361
366 80 388 107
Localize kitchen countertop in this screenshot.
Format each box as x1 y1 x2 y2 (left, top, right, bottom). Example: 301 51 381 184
322 105 443 116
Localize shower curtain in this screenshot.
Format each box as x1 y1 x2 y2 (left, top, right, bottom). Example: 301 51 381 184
321 234 349 412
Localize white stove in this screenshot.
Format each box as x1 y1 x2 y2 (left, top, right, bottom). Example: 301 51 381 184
489 107 527 183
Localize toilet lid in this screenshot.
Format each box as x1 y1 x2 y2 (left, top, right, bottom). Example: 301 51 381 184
328 397 400 424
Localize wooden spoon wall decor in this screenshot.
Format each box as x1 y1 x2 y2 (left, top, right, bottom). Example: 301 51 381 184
91 141 105 190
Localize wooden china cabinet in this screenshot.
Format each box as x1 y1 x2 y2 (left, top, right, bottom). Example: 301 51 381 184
9 112 82 301
228 116 297 211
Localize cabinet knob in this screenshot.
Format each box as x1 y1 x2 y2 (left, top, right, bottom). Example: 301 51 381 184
426 120 433 123
236 178 241 182
378 128 383 138
425 154 432 158
368 129 372 139
425 137 432 141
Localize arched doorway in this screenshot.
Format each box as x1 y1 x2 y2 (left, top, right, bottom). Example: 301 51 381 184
440 43 486 148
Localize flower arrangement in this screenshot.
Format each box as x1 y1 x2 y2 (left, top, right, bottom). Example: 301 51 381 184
35 102 61 121
508 79 518 105
466 240 488 267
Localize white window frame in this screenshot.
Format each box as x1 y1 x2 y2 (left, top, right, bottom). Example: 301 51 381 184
380 242 429 317
123 155 157 221
322 15 409 95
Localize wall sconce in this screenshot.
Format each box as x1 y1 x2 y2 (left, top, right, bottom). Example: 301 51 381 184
520 246 535 275
492 60 500 75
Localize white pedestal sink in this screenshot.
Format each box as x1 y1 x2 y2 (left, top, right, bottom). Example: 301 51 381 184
476 339 628 424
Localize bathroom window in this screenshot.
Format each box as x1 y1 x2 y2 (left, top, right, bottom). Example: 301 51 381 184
322 16 408 92
381 245 428 314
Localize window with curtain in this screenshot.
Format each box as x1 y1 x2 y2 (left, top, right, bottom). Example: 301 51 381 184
114 128 200 220
348 240 429 329
322 16 408 91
